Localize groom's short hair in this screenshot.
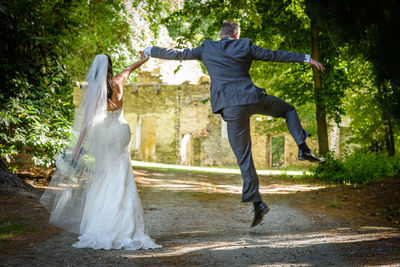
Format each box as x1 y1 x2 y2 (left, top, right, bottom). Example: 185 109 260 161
220 21 240 38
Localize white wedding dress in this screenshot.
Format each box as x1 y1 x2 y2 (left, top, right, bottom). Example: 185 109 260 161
71 107 161 250
41 55 160 250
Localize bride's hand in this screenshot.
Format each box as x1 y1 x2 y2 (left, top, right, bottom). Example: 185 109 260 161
140 51 149 62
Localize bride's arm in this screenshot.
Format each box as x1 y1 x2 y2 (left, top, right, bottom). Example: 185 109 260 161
110 52 149 103
114 51 149 88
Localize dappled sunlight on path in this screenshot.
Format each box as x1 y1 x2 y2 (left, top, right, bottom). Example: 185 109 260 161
132 168 400 266
3 168 400 266
120 227 400 261
135 169 326 195
44 222 393 267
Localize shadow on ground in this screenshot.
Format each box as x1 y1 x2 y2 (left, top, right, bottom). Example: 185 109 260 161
1 167 399 266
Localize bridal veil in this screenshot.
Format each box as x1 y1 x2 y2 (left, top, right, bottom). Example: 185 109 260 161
40 55 109 234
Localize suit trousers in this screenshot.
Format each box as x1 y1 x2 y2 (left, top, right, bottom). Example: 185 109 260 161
221 91 310 202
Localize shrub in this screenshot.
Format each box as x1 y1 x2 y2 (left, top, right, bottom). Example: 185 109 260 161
0 61 74 167
310 149 400 184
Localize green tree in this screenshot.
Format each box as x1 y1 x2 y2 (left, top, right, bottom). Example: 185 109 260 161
142 0 348 155
0 0 135 167
0 0 76 166
305 0 400 155
61 0 133 81
343 56 400 154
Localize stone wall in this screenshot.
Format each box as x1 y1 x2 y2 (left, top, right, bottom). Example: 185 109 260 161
123 72 177 164
73 70 330 168
122 70 324 168
124 71 238 166
179 77 236 166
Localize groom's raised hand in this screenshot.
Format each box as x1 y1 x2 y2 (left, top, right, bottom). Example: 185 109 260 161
309 58 324 72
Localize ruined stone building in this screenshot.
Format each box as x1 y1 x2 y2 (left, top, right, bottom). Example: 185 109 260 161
120 70 325 169
74 70 348 169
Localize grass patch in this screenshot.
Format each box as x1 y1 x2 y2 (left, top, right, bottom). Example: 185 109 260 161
375 207 400 219
0 219 36 249
328 199 344 208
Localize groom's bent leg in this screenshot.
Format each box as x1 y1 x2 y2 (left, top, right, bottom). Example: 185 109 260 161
286 108 311 145
222 106 262 203
255 93 310 145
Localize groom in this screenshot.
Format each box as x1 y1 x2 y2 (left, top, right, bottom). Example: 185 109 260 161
144 21 325 227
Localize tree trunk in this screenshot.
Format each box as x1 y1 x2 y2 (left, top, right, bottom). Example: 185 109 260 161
0 159 39 198
386 118 395 156
0 159 24 187
378 84 396 156
311 21 329 155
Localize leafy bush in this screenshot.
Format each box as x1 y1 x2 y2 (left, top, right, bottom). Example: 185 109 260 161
0 0 132 168
310 149 400 184
0 0 75 167
0 60 74 167
309 152 345 181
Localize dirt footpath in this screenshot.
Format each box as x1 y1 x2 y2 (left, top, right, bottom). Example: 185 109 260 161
1 168 400 266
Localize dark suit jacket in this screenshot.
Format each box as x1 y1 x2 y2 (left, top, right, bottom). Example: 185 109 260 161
151 37 305 113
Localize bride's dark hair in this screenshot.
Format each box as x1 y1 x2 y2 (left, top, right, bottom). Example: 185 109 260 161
105 54 115 102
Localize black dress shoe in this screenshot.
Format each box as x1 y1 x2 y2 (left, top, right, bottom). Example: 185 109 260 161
298 149 325 162
251 202 270 227
298 142 325 163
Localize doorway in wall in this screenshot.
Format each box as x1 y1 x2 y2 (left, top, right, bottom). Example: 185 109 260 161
136 116 157 162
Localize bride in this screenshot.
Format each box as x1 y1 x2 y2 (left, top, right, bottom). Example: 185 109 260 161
40 52 161 250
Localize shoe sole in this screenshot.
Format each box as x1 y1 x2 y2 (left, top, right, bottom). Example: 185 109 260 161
298 156 325 163
251 207 270 227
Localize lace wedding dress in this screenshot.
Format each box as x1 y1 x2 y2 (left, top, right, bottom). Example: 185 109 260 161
41 54 160 250
70 107 161 250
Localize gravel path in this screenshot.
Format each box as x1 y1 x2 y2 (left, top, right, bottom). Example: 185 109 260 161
1 168 400 266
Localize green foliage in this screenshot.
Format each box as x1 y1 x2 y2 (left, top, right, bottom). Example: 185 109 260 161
305 0 400 92
0 219 36 235
309 152 344 181
342 55 400 154
0 0 76 166
61 0 134 81
144 0 350 143
0 61 74 166
3 0 397 167
251 2 348 125
0 219 36 249
311 150 400 184
305 0 400 154
0 0 134 167
141 0 400 156
328 199 344 208
272 136 285 167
